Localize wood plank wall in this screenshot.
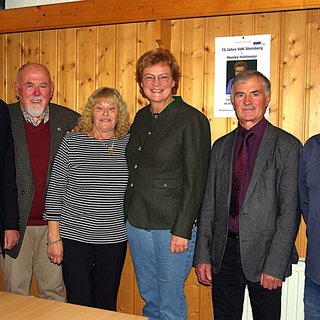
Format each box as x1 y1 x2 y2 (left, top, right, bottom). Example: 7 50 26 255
1 8 320 319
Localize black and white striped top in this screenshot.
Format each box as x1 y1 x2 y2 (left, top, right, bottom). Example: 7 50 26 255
44 132 129 244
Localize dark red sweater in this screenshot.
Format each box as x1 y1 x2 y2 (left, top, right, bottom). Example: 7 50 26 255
24 121 50 226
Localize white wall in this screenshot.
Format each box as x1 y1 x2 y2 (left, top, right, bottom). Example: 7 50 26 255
5 0 81 9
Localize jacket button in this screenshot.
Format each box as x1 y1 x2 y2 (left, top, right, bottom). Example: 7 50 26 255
134 164 138 169
130 183 134 187
138 146 142 151
163 183 167 187
21 190 25 195
147 131 152 135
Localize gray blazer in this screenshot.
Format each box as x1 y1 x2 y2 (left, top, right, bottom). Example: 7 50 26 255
7 102 79 258
194 121 301 282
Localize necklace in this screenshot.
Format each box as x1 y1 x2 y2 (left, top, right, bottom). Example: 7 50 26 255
100 136 116 155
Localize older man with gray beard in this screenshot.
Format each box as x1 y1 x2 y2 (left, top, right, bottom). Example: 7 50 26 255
1 63 79 300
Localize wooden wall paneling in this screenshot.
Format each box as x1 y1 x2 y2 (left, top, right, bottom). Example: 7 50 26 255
57 28 78 111
279 11 308 140
96 25 117 90
297 215 307 258
155 20 171 49
116 23 138 118
22 31 40 64
136 21 156 116
305 11 320 140
117 249 139 315
77 26 97 113
206 16 231 143
254 13 282 127
6 33 22 103
0 34 6 100
136 21 157 69
170 19 183 95
185 271 205 320
40 30 59 103
2 0 320 34
180 18 205 113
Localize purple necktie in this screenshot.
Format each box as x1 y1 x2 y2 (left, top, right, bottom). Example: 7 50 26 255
230 132 251 218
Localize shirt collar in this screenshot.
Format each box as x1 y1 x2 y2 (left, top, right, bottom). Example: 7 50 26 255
21 105 50 127
238 117 267 138
149 96 182 116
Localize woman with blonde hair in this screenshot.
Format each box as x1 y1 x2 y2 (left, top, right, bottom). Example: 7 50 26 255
45 87 130 311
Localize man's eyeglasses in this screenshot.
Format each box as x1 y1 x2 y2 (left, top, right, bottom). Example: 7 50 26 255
142 74 171 84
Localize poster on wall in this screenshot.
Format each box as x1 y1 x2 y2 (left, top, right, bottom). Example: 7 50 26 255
214 34 271 118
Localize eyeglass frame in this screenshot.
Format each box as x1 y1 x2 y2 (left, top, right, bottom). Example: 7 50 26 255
142 73 171 84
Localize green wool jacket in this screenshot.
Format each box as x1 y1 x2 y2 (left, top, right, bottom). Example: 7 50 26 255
125 96 211 239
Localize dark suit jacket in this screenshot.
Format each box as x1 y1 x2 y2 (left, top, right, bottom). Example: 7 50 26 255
0 100 19 254
194 121 301 282
7 102 79 258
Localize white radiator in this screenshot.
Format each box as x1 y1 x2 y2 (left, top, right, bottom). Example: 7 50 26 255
242 260 305 320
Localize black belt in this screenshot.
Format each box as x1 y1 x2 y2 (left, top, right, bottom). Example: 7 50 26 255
228 231 239 240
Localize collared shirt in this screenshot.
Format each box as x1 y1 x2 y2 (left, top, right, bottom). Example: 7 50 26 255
21 105 49 127
229 118 267 233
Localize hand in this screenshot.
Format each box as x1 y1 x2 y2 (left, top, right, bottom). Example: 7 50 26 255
195 263 212 285
71 125 79 132
47 240 64 265
260 273 283 290
4 230 20 250
170 235 188 253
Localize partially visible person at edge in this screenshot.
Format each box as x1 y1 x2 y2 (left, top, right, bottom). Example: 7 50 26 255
0 99 20 256
194 70 301 320
3 63 79 300
125 48 211 320
299 135 320 320
226 60 248 95
44 87 130 311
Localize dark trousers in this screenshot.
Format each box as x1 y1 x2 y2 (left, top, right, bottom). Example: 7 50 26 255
211 236 281 320
62 238 127 311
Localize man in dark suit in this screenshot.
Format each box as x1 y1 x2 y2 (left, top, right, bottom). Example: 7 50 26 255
0 99 19 254
2 63 79 301
194 70 301 319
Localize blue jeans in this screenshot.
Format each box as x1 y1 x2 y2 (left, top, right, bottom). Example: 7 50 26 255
305 276 320 320
126 221 196 320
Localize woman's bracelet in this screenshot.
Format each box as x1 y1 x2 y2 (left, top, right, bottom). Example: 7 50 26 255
47 239 62 246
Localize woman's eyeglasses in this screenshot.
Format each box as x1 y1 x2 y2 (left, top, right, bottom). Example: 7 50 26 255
142 74 171 84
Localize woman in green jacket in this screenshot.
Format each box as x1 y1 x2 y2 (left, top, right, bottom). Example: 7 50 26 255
125 48 211 320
